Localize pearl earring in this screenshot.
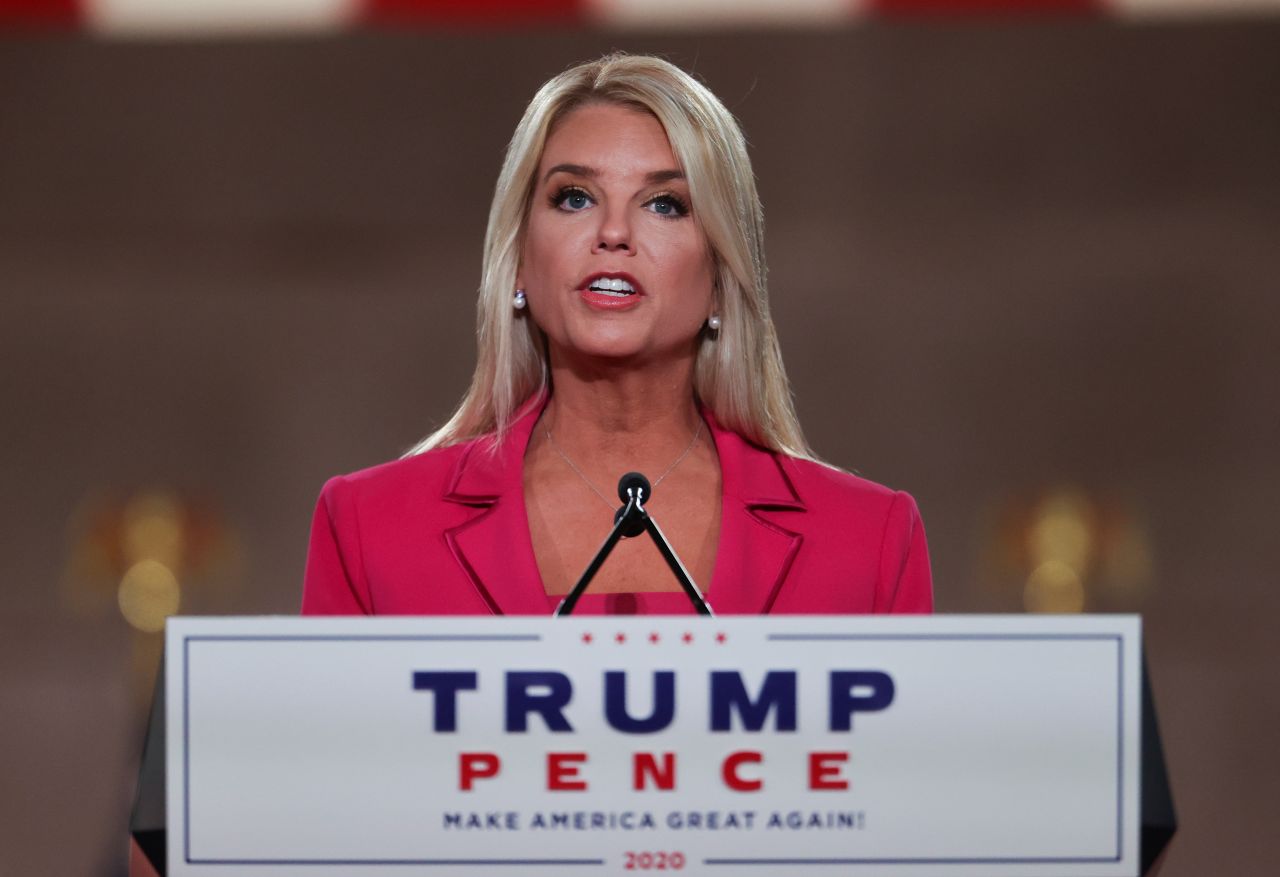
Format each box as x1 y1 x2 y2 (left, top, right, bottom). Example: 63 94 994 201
513 289 527 310
707 314 721 331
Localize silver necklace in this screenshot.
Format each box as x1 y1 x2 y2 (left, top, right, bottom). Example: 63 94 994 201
545 419 704 511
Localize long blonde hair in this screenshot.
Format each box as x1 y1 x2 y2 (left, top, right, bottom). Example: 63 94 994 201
407 53 814 460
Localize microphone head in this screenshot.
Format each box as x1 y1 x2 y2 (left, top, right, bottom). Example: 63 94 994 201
617 472 652 505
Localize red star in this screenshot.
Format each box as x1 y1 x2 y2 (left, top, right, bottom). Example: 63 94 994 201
615 632 627 644
716 632 727 644
582 632 593 644
649 632 660 644
682 632 694 644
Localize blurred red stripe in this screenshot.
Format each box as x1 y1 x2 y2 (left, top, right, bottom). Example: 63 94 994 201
872 0 1103 13
363 0 583 25
0 0 80 26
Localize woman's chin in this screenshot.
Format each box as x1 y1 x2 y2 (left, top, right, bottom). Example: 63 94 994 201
547 321 700 369
565 344 648 367
553 328 644 361
557 340 700 376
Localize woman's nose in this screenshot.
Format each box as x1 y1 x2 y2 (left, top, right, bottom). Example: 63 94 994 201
592 206 633 253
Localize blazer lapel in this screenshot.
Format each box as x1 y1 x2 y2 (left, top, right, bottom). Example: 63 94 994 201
442 398 551 616
438 396 807 616
705 416 806 615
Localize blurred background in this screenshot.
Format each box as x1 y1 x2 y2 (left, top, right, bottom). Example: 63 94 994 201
2 0 1277 874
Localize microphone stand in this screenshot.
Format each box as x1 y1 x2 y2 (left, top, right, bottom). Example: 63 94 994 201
554 472 713 617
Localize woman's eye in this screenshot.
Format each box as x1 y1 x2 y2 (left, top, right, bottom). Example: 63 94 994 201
645 194 689 217
554 187 593 211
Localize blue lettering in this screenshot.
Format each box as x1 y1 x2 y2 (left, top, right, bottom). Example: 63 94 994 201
710 671 797 732
829 671 895 731
412 671 477 732
604 670 676 733
506 671 574 732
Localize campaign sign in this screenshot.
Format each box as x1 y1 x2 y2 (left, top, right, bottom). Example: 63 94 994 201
166 615 1141 876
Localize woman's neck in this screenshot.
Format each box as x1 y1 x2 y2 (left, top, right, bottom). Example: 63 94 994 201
537 352 704 476
524 351 722 599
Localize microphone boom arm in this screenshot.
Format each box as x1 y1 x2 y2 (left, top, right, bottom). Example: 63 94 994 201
639 508 713 615
554 477 713 617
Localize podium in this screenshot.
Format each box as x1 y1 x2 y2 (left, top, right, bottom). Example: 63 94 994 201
132 615 1175 875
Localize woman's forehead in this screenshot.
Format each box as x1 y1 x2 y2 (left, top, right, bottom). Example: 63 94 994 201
539 103 681 179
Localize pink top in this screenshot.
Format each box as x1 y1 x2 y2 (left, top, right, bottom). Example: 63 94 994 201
302 396 932 616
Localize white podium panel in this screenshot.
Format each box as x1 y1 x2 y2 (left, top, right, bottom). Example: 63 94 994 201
166 615 1141 876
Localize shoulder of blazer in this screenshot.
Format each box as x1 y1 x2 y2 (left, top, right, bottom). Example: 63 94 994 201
778 455 901 511
318 441 476 519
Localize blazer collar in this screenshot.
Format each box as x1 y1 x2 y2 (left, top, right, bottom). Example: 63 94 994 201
702 409 806 614
441 394 807 615
441 394 550 615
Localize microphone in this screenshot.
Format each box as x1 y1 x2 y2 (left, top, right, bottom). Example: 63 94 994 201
613 472 651 537
555 471 713 616
617 471 651 506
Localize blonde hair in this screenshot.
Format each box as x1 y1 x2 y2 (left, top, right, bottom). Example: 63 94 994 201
407 53 814 460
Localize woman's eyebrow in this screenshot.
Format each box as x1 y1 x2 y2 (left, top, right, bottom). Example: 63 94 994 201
541 164 686 185
543 163 596 182
644 169 685 185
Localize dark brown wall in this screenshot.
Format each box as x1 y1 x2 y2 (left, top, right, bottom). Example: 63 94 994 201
2 22 1277 874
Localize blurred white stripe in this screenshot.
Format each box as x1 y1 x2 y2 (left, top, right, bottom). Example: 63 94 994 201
1113 0 1280 17
86 0 359 36
587 0 869 29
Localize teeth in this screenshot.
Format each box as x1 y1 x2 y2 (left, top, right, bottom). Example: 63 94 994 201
588 277 635 294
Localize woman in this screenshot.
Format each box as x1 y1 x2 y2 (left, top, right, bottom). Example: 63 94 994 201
303 54 931 616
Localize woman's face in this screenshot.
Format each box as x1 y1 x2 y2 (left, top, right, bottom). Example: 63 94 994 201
519 102 715 368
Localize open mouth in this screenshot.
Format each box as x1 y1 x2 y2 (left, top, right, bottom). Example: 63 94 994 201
586 277 637 298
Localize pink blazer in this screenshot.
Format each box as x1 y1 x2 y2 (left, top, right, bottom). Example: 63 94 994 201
302 399 932 616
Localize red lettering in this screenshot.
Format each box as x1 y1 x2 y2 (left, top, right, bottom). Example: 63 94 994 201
458 752 500 791
808 751 849 790
721 750 763 792
633 752 676 791
548 752 589 791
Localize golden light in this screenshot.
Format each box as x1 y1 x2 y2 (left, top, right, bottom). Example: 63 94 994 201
1024 559 1086 613
1028 491 1093 571
984 485 1155 613
122 491 185 568
118 558 181 633
61 487 241 627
